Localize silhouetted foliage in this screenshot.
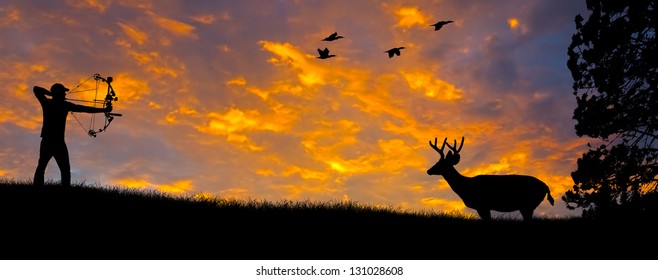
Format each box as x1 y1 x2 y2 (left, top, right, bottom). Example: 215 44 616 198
564 0 657 218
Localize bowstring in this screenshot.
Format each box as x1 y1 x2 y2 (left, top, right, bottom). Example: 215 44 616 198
88 77 101 134
68 73 102 136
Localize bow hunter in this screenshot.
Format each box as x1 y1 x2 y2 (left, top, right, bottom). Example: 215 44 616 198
32 82 113 188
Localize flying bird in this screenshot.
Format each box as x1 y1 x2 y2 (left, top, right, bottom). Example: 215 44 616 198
385 47 405 58
322 32 344 41
430 20 454 31
316 47 336 59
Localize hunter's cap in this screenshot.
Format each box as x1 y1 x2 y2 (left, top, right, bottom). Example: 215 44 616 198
50 83 70 94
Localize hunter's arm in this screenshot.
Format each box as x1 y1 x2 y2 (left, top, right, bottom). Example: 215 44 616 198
33 86 50 103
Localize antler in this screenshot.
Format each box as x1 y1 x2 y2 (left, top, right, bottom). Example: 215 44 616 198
429 137 448 159
446 136 464 155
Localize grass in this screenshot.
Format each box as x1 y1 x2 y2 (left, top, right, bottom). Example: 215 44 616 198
0 178 654 260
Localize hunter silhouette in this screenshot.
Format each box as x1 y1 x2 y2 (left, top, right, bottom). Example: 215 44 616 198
32 83 112 187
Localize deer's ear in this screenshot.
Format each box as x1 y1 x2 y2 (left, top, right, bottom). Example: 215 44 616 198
446 152 460 165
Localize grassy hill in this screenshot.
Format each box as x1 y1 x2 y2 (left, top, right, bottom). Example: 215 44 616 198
0 178 654 260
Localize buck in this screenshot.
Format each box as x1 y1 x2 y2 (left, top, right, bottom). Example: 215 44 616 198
427 137 554 221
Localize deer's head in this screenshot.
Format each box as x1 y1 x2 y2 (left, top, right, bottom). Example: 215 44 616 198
427 137 464 176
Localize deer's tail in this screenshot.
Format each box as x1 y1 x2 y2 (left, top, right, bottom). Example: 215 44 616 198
545 185 555 206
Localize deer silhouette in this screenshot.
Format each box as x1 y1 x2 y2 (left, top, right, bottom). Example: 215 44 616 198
427 137 554 221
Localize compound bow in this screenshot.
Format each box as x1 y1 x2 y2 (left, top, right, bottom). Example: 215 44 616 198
67 73 123 137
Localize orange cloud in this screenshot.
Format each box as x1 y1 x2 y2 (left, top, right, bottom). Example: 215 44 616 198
0 6 20 26
217 187 251 199
148 65 179 77
66 0 110 13
165 104 199 124
0 109 41 130
281 183 342 200
148 12 198 39
111 73 150 103
196 106 297 151
377 139 427 173
260 41 333 87
254 40 464 183
113 178 194 194
118 22 148 45
237 80 306 101
226 77 247 86
190 14 216 25
115 41 183 77
420 197 466 212
401 70 463 101
394 6 429 28
507 17 528 34
283 166 330 181
462 150 529 177
299 121 427 177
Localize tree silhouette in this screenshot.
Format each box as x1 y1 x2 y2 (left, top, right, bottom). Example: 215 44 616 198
564 0 657 218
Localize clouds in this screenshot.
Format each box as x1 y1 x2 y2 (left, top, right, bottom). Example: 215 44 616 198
401 70 463 101
0 0 590 218
394 6 431 29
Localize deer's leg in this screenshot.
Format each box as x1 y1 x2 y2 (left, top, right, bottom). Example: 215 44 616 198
520 209 534 221
476 209 491 220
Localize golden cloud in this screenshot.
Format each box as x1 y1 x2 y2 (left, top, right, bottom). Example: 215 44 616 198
246 81 306 100
299 121 427 177
260 41 332 87
536 174 574 200
148 65 179 77
148 12 198 39
343 74 422 133
111 73 150 103
115 40 182 77
0 109 41 130
0 6 20 26
507 17 528 34
401 70 463 101
165 104 199 123
253 40 460 181
226 77 247 87
283 166 330 181
13 82 29 99
280 183 343 200
394 6 429 28
66 0 110 13
459 140 533 178
377 139 427 172
204 108 260 133
190 14 216 25
217 187 252 200
196 105 297 151
113 178 194 194
117 22 148 45
420 197 466 212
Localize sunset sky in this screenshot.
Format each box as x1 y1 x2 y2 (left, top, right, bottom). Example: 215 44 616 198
0 0 593 218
